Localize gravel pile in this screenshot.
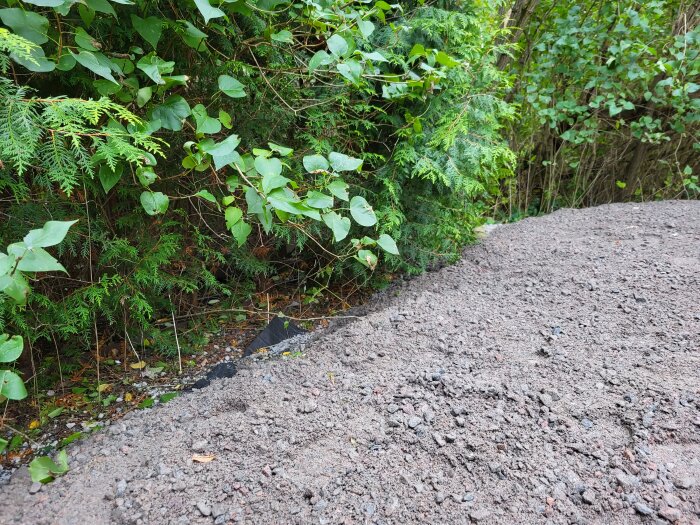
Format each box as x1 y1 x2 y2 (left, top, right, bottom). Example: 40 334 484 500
2 201 699 525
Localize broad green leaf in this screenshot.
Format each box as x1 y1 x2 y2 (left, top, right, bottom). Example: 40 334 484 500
85 0 117 16
0 370 27 401
194 0 225 24
271 30 293 43
349 196 376 226
140 192 169 216
179 21 208 50
99 164 123 193
218 75 246 98
305 191 333 209
0 9 49 45
219 109 232 129
136 86 152 108
303 154 329 173
12 46 55 73
0 438 7 454
254 156 282 178
24 220 77 249
72 50 117 84
195 190 217 204
230 220 252 247
329 151 363 171
29 450 68 484
309 50 334 71
23 0 64 5
0 335 23 363
200 135 242 171
94 79 121 96
74 27 99 51
337 59 363 85
358 20 375 38
192 104 222 135
257 207 273 233
0 273 30 305
267 189 303 215
225 206 243 229
0 253 15 275
361 51 388 63
268 143 293 157
137 53 175 85
377 233 399 255
327 34 349 58
328 179 349 201
151 95 191 131
245 186 264 214
322 211 350 242
356 249 378 269
12 247 66 273
136 166 157 187
131 15 163 49
435 51 459 67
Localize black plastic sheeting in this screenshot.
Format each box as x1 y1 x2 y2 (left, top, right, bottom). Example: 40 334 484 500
190 316 305 389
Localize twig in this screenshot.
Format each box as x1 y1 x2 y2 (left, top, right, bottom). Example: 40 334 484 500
169 295 183 375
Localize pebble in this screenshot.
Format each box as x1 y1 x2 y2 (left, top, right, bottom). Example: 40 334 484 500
191 440 207 452
301 402 318 414
581 490 596 504
115 479 127 497
196 502 211 517
658 506 682 522
407 416 421 429
581 418 593 429
435 492 446 504
672 476 696 489
634 502 654 516
433 433 446 447
469 509 491 522
28 482 42 495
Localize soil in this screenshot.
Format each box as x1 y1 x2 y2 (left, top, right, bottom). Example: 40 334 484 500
2 201 699 525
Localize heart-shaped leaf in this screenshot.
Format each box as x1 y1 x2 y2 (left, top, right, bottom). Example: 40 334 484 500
329 152 363 172
0 370 27 400
140 192 169 216
303 154 330 173
377 233 399 255
218 75 246 98
322 212 350 242
350 196 377 226
0 335 23 363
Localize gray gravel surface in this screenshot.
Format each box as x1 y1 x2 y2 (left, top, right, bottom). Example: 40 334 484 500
3 201 700 525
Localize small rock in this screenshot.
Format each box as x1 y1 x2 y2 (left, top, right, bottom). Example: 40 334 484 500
581 490 596 504
435 492 446 504
658 506 682 522
455 417 466 427
387 404 400 414
469 509 491 522
301 402 318 414
538 393 553 407
196 501 212 516
445 433 457 443
191 440 207 452
115 479 127 497
28 482 42 495
581 418 593 429
433 433 446 447
407 416 422 429
672 476 696 489
634 502 654 516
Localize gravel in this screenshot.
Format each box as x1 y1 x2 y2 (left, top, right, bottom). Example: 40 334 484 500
2 201 699 525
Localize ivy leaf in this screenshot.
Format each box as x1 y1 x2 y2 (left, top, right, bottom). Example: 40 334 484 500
356 249 378 270
357 20 375 38
192 104 222 135
309 50 334 71
130 15 163 49
328 179 349 201
225 206 243 229
329 151 363 171
271 30 293 43
337 59 363 85
218 75 246 98
350 196 377 226
327 34 349 58
231 220 252 247
140 192 169 216
99 163 123 193
305 191 333 209
303 154 329 173
360 51 388 63
151 95 191 131
137 53 175 85
71 50 118 83
0 335 23 363
200 135 242 171
24 220 77 249
0 370 27 401
0 8 49 45
377 233 399 255
322 212 350 242
193 0 225 24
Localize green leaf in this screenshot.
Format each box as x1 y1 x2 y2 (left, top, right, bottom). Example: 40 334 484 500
271 30 293 43
230 220 252 247
193 0 225 24
151 95 191 131
71 50 117 84
192 104 222 135
0 8 49 45
350 196 377 226
136 166 157 187
99 164 123 193
245 186 264 214
255 157 290 194
322 212 350 242
140 192 169 216
179 21 208 50
29 450 69 483
11 246 66 273
0 370 27 401
0 335 23 363
218 75 246 98
74 27 99 51
360 51 388 63
267 189 303 215
356 249 378 269
137 53 175 85
305 191 333 209
337 59 363 85
327 179 349 201
377 233 399 255
24 220 77 249
0 273 30 305
195 190 217 204
309 50 334 71
268 143 293 157
131 15 163 49
257 207 273 233
303 154 329 173
23 0 64 6
11 46 55 73
327 34 349 58
84 0 117 16
357 20 375 39
160 392 178 403
136 86 152 108
219 109 232 129
200 135 242 171
225 206 243 229
329 152 363 172
0 438 7 454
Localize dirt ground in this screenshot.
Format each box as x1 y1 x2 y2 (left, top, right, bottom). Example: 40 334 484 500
2 201 699 525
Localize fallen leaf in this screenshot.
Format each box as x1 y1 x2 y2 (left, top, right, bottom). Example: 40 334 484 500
28 420 40 430
97 383 111 393
130 360 146 369
124 392 133 402
192 454 215 463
